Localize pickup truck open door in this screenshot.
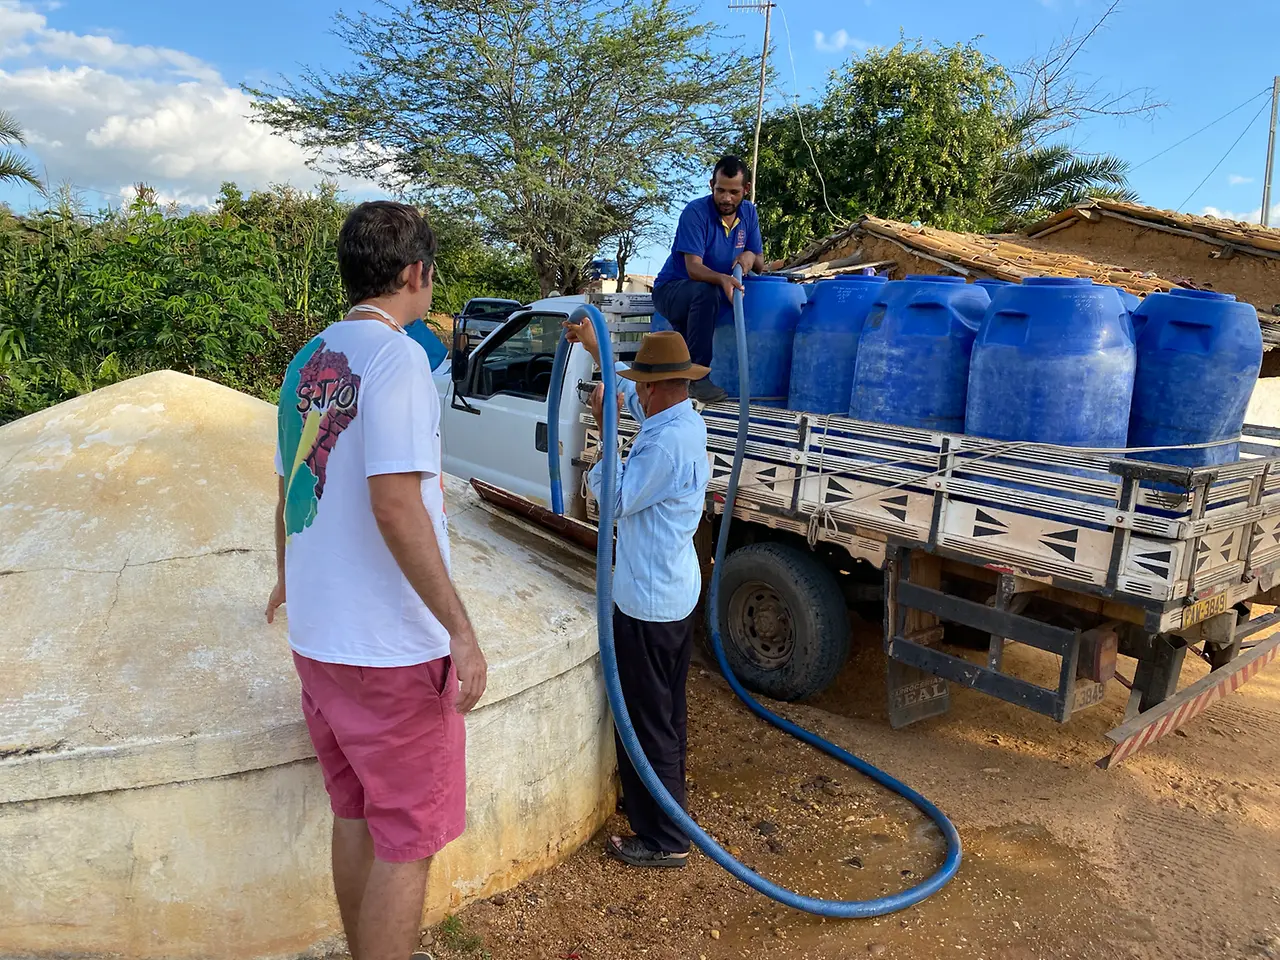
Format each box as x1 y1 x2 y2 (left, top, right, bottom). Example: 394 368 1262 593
440 305 589 512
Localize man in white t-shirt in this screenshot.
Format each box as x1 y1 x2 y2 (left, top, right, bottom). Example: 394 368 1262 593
266 200 487 960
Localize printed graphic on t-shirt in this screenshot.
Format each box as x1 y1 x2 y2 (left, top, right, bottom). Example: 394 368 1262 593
734 227 746 251
278 337 361 538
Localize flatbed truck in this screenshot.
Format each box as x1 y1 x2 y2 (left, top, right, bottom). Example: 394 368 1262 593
434 291 1280 767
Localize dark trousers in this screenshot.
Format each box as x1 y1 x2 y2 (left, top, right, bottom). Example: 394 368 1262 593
652 279 722 369
612 606 695 854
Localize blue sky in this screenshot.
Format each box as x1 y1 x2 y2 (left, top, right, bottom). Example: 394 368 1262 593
1 0 1278 276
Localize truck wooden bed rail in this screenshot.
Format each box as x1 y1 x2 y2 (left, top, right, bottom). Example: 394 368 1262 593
591 404 1280 626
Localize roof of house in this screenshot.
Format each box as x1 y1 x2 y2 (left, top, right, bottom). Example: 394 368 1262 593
1024 199 1280 258
779 215 1175 296
776 213 1280 349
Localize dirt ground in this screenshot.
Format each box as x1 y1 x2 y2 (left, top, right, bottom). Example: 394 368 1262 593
422 626 1280 960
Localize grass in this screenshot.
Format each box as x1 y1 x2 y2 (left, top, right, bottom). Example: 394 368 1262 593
436 914 490 958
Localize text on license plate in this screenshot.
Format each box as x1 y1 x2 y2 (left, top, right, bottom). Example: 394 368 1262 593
1184 592 1229 627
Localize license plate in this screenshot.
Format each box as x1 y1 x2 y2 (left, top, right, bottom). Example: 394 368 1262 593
1071 680 1107 712
1184 592 1229 627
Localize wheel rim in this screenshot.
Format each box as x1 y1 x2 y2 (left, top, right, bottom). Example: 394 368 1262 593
728 579 795 669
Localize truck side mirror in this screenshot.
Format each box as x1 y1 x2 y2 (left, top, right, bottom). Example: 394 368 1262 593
451 352 469 384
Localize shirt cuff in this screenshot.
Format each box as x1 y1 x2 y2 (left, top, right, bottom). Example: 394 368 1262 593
587 450 622 501
365 460 440 478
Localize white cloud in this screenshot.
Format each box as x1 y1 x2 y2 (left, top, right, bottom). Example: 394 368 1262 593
814 29 869 54
0 0 373 209
1201 203 1280 225
1228 174 1255 186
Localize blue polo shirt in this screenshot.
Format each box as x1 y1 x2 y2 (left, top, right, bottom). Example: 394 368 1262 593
654 196 764 288
405 319 448 370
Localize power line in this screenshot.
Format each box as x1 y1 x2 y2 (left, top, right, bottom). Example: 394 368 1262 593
776 4 843 225
1177 98 1272 212
1132 86 1272 172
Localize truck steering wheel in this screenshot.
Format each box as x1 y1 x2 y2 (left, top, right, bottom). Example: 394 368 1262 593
525 353 557 394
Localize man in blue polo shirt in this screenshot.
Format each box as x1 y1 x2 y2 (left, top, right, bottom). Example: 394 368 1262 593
652 155 765 403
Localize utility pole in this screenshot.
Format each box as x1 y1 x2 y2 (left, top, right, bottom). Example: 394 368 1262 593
729 1 774 201
1263 76 1279 227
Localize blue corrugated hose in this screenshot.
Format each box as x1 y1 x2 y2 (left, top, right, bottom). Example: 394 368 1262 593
546 267 962 917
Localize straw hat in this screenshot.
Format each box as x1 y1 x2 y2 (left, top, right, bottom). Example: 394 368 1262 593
618 330 711 383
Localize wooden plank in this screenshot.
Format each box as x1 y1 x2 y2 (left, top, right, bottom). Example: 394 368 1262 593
938 557 1148 625
862 230 971 276
1098 209 1280 262
1026 217 1084 240
820 260 895 277
778 258 895 280
470 479 601 553
905 551 944 636
1096 200 1280 252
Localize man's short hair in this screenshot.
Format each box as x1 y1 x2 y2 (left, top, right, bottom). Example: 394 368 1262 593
337 201 438 306
713 155 751 186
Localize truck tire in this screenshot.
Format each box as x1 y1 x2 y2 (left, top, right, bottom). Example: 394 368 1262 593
714 543 851 702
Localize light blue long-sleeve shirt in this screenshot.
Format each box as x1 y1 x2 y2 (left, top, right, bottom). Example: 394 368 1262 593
588 364 710 623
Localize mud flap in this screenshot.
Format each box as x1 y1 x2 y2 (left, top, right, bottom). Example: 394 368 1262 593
887 658 951 729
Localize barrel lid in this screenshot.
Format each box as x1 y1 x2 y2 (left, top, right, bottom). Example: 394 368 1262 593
746 274 790 283
1167 287 1237 302
819 274 887 284
1023 276 1094 287
904 274 964 284
0 372 598 804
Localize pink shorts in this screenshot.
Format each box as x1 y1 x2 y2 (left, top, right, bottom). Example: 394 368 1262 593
293 652 466 863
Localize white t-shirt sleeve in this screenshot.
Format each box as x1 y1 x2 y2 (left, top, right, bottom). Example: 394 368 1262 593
361 338 443 478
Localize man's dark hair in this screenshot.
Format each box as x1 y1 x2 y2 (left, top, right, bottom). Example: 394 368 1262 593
337 201 438 306
712 155 751 186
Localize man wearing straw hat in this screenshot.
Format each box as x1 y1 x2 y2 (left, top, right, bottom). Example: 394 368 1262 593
562 319 711 869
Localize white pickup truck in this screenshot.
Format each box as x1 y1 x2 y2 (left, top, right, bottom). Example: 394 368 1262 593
436 291 1280 768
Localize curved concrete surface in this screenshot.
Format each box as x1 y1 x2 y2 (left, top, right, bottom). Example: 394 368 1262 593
1247 376 1280 428
0 371 614 959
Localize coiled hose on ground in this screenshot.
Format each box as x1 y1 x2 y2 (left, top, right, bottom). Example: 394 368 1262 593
545 267 962 917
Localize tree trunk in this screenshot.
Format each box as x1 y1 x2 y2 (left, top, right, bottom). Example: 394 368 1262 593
561 261 584 296
533 250 559 298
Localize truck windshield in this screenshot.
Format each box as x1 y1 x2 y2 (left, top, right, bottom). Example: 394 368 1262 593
468 313 566 401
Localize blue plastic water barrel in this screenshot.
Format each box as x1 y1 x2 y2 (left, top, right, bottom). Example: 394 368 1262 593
975 278 1012 295
711 275 806 407
788 275 888 414
1105 285 1142 346
1128 288 1262 467
966 277 1135 447
1107 285 1141 315
650 312 673 333
850 275 989 431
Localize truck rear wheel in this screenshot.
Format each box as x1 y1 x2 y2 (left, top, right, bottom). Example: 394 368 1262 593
713 543 851 702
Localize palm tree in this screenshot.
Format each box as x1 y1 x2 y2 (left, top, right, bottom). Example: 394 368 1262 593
985 102 1137 229
0 110 42 191
990 144 1137 228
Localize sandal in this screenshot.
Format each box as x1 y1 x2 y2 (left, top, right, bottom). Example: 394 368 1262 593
606 834 689 869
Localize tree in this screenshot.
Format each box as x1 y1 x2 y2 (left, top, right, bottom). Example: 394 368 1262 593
1009 0 1161 150
988 144 1138 229
745 42 1015 258
746 10 1158 259
0 110 41 191
988 0 1155 227
248 0 754 296
610 205 664 292
0 182 541 423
